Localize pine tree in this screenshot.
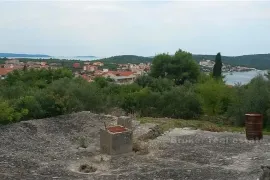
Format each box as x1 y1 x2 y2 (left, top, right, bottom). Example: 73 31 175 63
213 52 222 78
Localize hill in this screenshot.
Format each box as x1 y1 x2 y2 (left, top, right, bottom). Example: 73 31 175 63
0 53 50 58
193 54 270 70
95 55 152 64
96 54 270 70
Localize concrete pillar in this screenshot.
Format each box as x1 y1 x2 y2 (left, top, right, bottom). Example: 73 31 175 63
100 125 133 155
117 116 133 130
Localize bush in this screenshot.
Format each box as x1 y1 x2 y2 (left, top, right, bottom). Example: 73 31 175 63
158 86 202 119
135 75 174 92
0 100 27 124
1 66 270 131
227 75 270 127
196 78 234 115
14 96 45 120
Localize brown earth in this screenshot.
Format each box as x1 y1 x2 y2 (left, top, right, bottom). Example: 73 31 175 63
0 111 269 180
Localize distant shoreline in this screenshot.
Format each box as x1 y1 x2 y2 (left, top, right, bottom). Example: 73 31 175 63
0 54 50 58
0 56 100 61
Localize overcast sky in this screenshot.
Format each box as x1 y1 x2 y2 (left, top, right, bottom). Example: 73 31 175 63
0 0 270 57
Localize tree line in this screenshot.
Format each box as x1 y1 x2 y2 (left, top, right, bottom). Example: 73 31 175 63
0 50 269 130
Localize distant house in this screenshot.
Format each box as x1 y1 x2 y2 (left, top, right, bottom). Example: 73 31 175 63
93 62 104 66
81 74 93 82
49 63 61 69
102 69 109 72
4 59 24 69
73 63 81 68
83 65 98 72
5 59 20 65
40 62 47 66
84 62 91 65
103 71 136 84
0 68 13 79
199 60 215 68
93 70 104 76
3 63 14 69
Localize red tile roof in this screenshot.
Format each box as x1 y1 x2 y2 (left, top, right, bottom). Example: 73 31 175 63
81 74 92 82
0 68 13 76
73 63 81 68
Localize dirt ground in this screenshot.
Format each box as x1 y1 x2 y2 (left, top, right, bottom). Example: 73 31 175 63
0 111 269 180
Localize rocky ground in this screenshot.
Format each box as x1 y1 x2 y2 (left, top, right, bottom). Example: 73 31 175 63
0 111 269 180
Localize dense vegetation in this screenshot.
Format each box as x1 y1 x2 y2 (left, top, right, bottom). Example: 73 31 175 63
95 55 152 64
1 50 270 130
212 53 222 78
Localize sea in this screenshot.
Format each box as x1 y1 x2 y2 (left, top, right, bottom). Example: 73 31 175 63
0 56 101 61
224 70 268 85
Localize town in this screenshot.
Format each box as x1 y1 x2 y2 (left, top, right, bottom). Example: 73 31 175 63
0 59 151 84
0 58 258 83
199 59 256 72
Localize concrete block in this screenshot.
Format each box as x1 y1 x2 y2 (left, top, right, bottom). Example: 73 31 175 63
117 116 133 129
100 125 133 155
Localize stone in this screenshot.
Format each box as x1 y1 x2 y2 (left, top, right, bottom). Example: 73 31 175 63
117 116 133 129
260 165 270 180
100 126 133 155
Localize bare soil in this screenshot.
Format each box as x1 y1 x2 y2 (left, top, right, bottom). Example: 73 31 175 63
0 111 269 180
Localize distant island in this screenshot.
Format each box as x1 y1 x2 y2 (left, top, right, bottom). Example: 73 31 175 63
0 53 50 58
75 56 97 58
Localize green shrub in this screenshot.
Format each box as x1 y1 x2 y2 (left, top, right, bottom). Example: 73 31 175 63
158 86 202 119
196 78 234 115
227 75 270 127
0 100 27 124
14 96 45 120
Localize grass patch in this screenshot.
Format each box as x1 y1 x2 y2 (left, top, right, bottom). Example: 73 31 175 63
138 117 270 135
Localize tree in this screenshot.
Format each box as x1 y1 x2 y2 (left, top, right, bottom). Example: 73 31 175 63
227 75 270 127
213 52 222 78
150 49 200 85
196 78 233 115
135 75 174 92
0 100 27 124
94 76 109 88
5 68 73 86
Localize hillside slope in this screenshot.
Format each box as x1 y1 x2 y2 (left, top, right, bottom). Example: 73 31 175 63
96 55 152 64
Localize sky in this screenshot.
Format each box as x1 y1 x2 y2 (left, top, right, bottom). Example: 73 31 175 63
0 0 270 57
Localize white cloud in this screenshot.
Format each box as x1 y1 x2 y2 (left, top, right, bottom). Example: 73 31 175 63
0 1 269 56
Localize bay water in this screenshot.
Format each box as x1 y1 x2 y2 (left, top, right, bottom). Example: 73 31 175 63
224 70 268 85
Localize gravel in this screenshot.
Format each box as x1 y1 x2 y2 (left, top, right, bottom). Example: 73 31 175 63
0 112 269 180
